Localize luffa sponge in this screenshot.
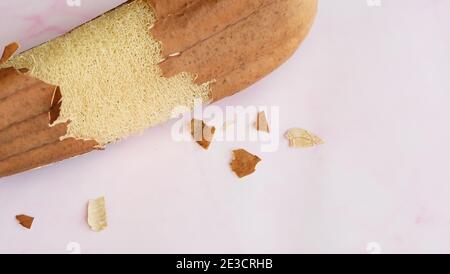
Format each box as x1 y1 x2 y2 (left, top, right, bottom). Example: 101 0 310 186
8 0 210 145
0 0 318 178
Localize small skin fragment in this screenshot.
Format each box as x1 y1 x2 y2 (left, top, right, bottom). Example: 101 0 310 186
87 197 108 232
254 111 270 133
0 42 19 64
285 128 324 148
230 149 261 178
18 68 29 73
49 87 62 124
16 214 34 229
191 119 216 150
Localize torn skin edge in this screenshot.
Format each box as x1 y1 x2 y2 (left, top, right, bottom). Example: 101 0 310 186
230 149 261 178
46 80 103 150
0 63 102 178
49 86 62 125
2 48 100 147
57 129 105 150
25 65 104 151
18 68 29 73
0 42 19 65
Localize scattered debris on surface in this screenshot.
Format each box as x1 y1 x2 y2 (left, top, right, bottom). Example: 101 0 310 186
87 197 108 232
285 128 324 148
191 119 216 149
16 214 34 229
254 111 270 133
230 149 261 178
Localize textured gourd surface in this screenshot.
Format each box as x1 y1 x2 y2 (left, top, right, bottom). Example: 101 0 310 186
8 0 210 145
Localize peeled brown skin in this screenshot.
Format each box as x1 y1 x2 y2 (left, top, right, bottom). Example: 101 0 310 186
0 0 318 178
0 68 98 178
151 0 318 101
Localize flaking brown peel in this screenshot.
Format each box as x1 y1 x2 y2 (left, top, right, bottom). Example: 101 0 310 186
18 68 29 74
191 119 216 150
49 87 62 124
230 149 261 178
0 42 19 65
0 68 98 178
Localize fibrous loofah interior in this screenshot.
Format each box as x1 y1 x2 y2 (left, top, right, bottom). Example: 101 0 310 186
8 0 210 145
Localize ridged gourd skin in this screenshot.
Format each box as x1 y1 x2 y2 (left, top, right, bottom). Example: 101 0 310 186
0 0 318 178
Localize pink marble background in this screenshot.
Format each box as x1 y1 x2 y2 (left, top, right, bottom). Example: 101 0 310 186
1 0 450 254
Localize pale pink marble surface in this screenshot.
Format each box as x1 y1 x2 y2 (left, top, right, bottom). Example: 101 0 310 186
0 0 126 51
1 0 450 254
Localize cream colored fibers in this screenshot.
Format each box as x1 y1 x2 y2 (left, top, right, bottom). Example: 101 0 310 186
8 0 210 145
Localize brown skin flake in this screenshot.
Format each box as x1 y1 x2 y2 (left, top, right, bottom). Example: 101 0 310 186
49 87 62 124
16 214 34 229
230 149 261 178
0 42 19 64
191 119 216 150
